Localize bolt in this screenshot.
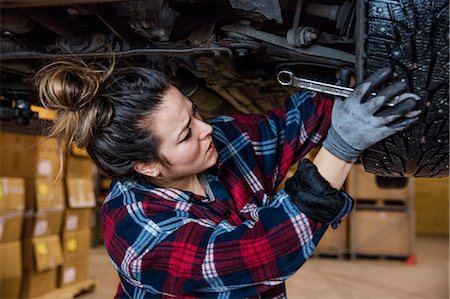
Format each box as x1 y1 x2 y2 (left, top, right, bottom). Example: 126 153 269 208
236 49 248 56
67 8 79 15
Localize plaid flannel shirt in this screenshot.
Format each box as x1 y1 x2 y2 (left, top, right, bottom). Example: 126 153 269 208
100 90 351 298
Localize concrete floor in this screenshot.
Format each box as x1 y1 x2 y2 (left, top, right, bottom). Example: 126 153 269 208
82 235 449 299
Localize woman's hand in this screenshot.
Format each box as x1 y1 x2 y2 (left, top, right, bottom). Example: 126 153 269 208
322 67 421 163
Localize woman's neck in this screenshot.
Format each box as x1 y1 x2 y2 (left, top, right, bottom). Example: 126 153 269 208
157 174 206 197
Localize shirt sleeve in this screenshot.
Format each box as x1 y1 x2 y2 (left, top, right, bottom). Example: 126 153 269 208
220 91 333 195
101 190 328 298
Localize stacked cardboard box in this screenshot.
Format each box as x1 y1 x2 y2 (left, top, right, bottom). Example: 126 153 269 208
0 133 65 297
0 177 25 298
347 164 414 258
22 137 65 297
59 155 96 287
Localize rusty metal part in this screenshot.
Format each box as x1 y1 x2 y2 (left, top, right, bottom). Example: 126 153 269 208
229 0 283 23
1 0 125 9
20 8 89 49
118 0 179 42
286 26 318 47
222 22 355 65
286 0 319 47
0 11 35 34
0 47 234 60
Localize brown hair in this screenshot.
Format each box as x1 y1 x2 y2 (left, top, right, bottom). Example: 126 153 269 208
35 58 171 182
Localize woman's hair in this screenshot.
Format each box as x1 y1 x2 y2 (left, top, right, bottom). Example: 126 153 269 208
35 58 171 182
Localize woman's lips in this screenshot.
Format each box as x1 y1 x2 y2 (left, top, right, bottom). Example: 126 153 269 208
207 141 215 153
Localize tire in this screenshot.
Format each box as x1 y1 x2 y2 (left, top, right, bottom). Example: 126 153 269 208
361 0 449 178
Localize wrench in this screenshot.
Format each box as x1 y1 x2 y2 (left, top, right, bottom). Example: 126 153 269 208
277 69 355 98
276 70 384 102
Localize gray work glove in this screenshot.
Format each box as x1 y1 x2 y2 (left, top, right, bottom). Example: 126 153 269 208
322 67 421 162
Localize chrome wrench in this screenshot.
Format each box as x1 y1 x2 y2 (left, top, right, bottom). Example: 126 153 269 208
276 69 385 102
277 69 356 98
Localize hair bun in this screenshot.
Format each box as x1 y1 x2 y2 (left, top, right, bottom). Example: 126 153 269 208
35 59 114 149
36 59 109 112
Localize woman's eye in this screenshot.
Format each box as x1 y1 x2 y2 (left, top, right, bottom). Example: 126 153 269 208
181 128 192 142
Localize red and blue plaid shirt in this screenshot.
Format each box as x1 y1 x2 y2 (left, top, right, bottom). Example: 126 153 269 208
100 91 349 298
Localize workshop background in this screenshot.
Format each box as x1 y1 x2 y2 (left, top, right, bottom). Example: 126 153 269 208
0 121 448 299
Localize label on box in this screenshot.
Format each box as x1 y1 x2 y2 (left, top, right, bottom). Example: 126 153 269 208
66 215 79 231
67 238 77 252
63 266 76 284
37 182 50 197
34 219 49 236
36 242 48 255
38 159 53 177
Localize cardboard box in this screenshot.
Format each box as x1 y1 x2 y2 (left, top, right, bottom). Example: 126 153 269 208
0 276 21 299
0 241 22 298
351 210 414 256
0 133 61 179
0 133 37 178
22 268 57 298
21 235 62 297
62 229 91 261
63 208 92 232
66 156 94 180
415 177 449 235
66 178 96 208
58 255 89 287
25 178 65 211
35 137 61 178
22 235 63 272
316 218 348 254
22 208 64 238
0 241 22 278
0 211 24 242
0 177 25 213
347 164 410 200
70 144 90 159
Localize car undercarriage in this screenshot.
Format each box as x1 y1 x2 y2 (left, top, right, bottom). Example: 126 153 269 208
1 0 448 178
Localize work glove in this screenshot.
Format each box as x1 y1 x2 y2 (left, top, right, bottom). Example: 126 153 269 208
322 67 421 162
284 159 354 228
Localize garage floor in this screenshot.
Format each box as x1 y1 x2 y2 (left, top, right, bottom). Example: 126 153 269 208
81 235 448 299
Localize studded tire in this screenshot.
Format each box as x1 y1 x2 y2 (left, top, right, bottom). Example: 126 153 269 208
361 0 449 177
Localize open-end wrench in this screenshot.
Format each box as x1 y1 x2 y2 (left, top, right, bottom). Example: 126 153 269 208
276 69 385 103
277 69 355 98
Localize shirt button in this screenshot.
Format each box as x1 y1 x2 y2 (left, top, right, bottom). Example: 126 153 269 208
223 211 231 218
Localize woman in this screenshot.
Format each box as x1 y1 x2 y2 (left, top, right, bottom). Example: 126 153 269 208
36 60 419 298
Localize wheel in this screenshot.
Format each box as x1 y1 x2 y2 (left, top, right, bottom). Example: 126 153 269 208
361 0 449 177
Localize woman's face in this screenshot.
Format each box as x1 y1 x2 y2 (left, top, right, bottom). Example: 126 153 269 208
150 85 219 181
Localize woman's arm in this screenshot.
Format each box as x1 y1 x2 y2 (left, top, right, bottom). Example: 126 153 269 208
313 146 353 189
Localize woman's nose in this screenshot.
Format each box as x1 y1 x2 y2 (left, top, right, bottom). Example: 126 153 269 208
197 119 213 139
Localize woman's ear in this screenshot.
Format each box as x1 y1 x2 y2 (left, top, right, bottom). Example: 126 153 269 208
133 162 161 177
